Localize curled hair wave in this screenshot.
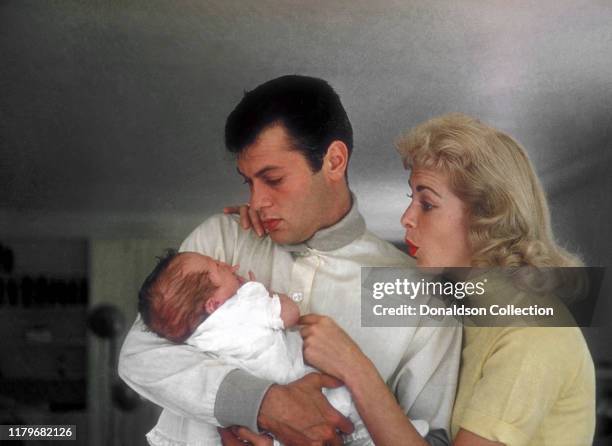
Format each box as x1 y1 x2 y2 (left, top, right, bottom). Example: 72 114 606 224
396 113 581 268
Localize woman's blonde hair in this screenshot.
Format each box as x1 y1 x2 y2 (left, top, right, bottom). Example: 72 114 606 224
396 113 581 267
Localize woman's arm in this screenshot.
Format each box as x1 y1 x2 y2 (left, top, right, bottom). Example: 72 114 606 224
299 314 429 446
454 429 504 446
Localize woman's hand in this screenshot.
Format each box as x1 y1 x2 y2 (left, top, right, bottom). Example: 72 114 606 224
224 204 265 237
299 314 369 384
300 315 429 446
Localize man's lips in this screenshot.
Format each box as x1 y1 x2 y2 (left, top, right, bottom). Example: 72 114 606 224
263 218 281 232
406 239 419 258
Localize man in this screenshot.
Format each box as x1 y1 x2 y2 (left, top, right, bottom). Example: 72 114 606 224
119 75 460 445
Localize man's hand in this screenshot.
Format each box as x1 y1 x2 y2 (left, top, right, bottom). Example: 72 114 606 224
224 204 265 237
218 426 273 446
258 373 354 446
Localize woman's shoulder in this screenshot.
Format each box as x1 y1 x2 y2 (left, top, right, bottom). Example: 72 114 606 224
485 327 594 382
492 327 587 351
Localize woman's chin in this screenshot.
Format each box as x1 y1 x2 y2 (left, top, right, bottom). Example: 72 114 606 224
415 257 445 273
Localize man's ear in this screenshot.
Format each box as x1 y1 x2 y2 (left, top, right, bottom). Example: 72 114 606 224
322 140 349 182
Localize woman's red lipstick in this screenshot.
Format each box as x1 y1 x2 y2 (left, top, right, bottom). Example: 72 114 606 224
406 240 419 258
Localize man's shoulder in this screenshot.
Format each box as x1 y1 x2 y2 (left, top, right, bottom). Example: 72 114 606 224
192 212 241 232
180 213 277 257
180 213 236 250
350 229 415 267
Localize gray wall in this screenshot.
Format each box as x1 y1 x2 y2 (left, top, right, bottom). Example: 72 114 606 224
2 0 611 391
2 1 611 443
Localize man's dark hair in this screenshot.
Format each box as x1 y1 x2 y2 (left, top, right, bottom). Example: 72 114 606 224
225 75 353 172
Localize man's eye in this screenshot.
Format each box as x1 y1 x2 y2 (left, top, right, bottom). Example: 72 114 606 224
265 177 283 186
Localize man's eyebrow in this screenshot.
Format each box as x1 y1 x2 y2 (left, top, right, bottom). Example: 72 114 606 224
236 166 282 178
415 185 442 198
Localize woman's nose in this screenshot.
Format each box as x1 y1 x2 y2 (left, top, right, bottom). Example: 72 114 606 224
400 203 417 229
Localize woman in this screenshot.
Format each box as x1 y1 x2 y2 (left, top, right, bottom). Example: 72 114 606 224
229 113 596 445
392 113 596 445
299 113 595 445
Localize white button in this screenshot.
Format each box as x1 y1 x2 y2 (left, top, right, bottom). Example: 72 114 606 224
290 292 304 302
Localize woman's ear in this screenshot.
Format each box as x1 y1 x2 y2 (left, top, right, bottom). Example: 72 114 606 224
322 140 349 182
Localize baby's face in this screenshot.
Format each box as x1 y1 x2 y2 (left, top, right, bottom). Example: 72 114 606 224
179 253 242 313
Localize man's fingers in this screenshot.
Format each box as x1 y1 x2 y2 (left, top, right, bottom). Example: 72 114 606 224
233 427 274 446
307 424 344 446
223 204 265 237
328 410 354 436
239 205 251 229
217 427 244 446
269 420 317 446
318 373 345 390
248 206 265 237
248 270 256 281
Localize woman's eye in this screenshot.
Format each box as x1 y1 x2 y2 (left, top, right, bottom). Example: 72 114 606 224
421 200 434 211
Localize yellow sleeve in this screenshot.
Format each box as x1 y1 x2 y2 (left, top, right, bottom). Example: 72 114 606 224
459 327 586 446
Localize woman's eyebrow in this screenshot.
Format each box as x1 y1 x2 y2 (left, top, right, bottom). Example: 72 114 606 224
415 185 442 198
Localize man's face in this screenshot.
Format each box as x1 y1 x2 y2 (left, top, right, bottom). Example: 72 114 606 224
237 124 331 245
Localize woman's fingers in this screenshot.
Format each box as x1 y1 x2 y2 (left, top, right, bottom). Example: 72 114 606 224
298 314 324 325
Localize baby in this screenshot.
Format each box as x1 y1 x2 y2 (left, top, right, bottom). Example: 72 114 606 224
138 250 426 446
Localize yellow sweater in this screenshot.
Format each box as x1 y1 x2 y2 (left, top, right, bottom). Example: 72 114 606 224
451 327 595 446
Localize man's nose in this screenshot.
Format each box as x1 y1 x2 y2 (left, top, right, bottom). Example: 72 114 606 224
400 203 417 229
250 183 272 211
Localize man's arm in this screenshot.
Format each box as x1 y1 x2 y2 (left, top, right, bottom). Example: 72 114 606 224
119 214 352 438
118 316 275 429
118 215 274 430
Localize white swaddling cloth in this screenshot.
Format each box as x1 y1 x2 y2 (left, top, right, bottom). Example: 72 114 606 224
146 282 428 446
186 282 306 385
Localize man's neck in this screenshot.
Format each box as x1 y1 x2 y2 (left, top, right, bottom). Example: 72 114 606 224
318 185 352 232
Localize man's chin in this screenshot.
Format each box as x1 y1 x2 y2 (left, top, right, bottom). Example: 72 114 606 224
268 229 306 246
268 232 295 245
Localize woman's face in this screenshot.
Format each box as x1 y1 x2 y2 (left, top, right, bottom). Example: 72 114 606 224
400 169 472 267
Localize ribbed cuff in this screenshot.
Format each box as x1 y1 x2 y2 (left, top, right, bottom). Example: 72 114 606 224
424 429 450 446
214 369 275 432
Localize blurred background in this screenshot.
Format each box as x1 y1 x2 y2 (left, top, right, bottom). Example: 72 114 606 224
1 1 611 444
